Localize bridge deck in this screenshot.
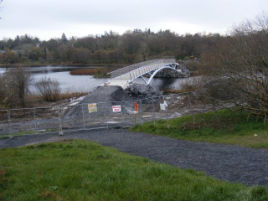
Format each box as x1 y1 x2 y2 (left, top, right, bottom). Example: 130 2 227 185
109 58 175 78
107 58 176 88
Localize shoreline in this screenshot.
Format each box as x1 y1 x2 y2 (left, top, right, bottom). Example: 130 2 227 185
0 62 126 68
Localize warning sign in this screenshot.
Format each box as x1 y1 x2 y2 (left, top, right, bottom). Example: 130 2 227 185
88 103 97 113
112 105 121 113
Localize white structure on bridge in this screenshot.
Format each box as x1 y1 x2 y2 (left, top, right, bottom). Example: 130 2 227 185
105 58 185 89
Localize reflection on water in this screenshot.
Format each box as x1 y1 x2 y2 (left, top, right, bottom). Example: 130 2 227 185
0 66 197 94
0 66 109 93
30 71 108 93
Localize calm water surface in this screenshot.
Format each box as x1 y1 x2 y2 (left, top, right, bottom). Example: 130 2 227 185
0 66 197 93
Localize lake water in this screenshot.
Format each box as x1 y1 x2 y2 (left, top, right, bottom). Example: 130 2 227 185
0 66 197 94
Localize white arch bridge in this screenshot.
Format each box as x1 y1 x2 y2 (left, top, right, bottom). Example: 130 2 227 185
105 58 189 89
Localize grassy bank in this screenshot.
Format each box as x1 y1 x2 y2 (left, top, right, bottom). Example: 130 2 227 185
69 68 110 78
0 140 266 201
30 91 87 102
0 92 87 110
131 109 268 148
23 92 87 108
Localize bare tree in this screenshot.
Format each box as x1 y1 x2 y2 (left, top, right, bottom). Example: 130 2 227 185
201 15 268 118
35 78 61 101
0 68 31 107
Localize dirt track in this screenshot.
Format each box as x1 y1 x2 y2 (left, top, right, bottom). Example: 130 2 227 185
0 128 267 186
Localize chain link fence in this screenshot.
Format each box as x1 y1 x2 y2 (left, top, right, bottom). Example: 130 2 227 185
0 92 233 138
0 106 61 136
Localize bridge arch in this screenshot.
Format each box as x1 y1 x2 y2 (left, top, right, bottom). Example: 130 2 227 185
105 58 189 89
146 66 180 85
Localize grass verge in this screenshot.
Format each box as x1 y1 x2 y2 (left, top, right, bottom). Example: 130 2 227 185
0 130 37 139
131 109 268 148
0 140 266 201
0 129 57 139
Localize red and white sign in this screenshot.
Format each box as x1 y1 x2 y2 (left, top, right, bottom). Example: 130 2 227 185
112 105 121 113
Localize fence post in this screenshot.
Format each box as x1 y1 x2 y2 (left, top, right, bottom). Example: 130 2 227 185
188 95 195 125
139 99 142 125
81 104 86 129
133 100 137 125
33 108 37 130
153 100 156 128
7 110 11 136
166 103 170 129
58 106 64 136
106 103 109 129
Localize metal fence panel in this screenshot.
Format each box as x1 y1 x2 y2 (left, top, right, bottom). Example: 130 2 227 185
0 93 198 137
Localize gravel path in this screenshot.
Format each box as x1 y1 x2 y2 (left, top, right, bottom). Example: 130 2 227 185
0 128 267 186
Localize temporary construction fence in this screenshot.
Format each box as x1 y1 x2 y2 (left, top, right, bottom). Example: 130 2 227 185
0 95 188 137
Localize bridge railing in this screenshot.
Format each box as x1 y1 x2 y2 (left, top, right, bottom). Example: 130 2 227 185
109 58 176 78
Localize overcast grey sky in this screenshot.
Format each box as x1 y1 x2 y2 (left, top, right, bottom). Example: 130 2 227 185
0 0 267 40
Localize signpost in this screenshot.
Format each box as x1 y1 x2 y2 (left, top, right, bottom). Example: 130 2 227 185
134 101 139 113
160 100 169 128
134 101 139 124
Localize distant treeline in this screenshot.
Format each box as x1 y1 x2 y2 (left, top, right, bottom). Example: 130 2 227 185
0 30 222 65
